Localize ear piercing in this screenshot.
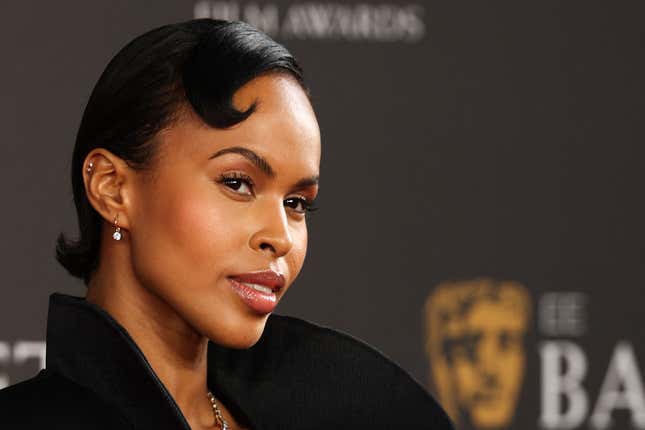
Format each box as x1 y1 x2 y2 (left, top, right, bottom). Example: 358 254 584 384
113 215 122 241
87 161 122 241
86 162 122 241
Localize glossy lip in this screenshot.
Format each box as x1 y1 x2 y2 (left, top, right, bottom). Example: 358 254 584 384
227 278 278 314
227 270 286 293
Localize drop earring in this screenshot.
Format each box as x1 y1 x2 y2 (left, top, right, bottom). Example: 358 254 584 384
112 215 122 241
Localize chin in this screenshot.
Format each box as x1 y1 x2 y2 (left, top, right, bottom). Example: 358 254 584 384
207 315 269 349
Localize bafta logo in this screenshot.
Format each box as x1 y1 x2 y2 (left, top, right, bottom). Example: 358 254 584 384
425 279 531 429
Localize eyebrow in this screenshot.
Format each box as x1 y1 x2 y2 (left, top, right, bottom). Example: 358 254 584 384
209 146 319 189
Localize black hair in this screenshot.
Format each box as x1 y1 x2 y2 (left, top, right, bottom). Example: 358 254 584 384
55 18 308 285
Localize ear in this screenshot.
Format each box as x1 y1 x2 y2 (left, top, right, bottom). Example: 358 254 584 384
82 148 135 232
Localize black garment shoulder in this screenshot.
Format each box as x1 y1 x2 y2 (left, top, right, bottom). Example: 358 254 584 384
0 369 131 429
0 293 454 429
211 314 452 428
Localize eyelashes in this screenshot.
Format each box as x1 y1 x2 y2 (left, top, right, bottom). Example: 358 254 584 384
216 172 319 214
217 172 254 195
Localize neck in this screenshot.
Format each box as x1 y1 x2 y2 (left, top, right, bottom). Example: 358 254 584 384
86 237 215 428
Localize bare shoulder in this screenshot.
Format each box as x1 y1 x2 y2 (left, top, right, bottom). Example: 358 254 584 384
0 369 131 429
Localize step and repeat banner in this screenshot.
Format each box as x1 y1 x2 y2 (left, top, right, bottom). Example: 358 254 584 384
1 2 644 429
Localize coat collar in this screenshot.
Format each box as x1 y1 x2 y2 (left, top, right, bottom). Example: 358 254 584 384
44 292 253 430
45 292 454 429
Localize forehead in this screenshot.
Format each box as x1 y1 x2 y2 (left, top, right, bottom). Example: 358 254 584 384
159 74 321 173
442 301 526 336
466 303 525 330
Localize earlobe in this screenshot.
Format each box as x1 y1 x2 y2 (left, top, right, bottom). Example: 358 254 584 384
83 149 133 231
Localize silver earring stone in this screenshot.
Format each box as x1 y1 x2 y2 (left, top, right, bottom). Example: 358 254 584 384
112 216 122 241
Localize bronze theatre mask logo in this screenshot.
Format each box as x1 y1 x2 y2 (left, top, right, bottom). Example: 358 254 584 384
425 279 531 428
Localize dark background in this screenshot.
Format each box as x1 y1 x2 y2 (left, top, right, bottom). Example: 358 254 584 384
1 2 644 428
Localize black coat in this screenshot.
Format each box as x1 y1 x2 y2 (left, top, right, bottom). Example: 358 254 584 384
0 293 454 429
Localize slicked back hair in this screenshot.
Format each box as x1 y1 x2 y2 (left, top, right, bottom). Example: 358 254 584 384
56 19 308 285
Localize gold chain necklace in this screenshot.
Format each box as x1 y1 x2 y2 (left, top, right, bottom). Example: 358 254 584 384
207 391 230 429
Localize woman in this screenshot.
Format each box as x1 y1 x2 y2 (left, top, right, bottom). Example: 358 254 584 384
0 19 454 429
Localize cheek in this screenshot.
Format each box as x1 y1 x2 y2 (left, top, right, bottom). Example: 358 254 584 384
131 179 242 286
285 223 308 282
168 189 242 271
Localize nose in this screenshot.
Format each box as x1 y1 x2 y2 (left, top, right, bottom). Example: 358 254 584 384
249 199 294 258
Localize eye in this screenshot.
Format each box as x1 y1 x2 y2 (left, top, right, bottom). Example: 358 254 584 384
216 172 254 196
284 196 319 214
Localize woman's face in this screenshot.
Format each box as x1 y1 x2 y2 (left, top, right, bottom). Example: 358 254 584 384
127 74 320 348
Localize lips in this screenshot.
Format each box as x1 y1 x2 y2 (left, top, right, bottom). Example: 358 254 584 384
228 270 285 292
227 270 286 314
